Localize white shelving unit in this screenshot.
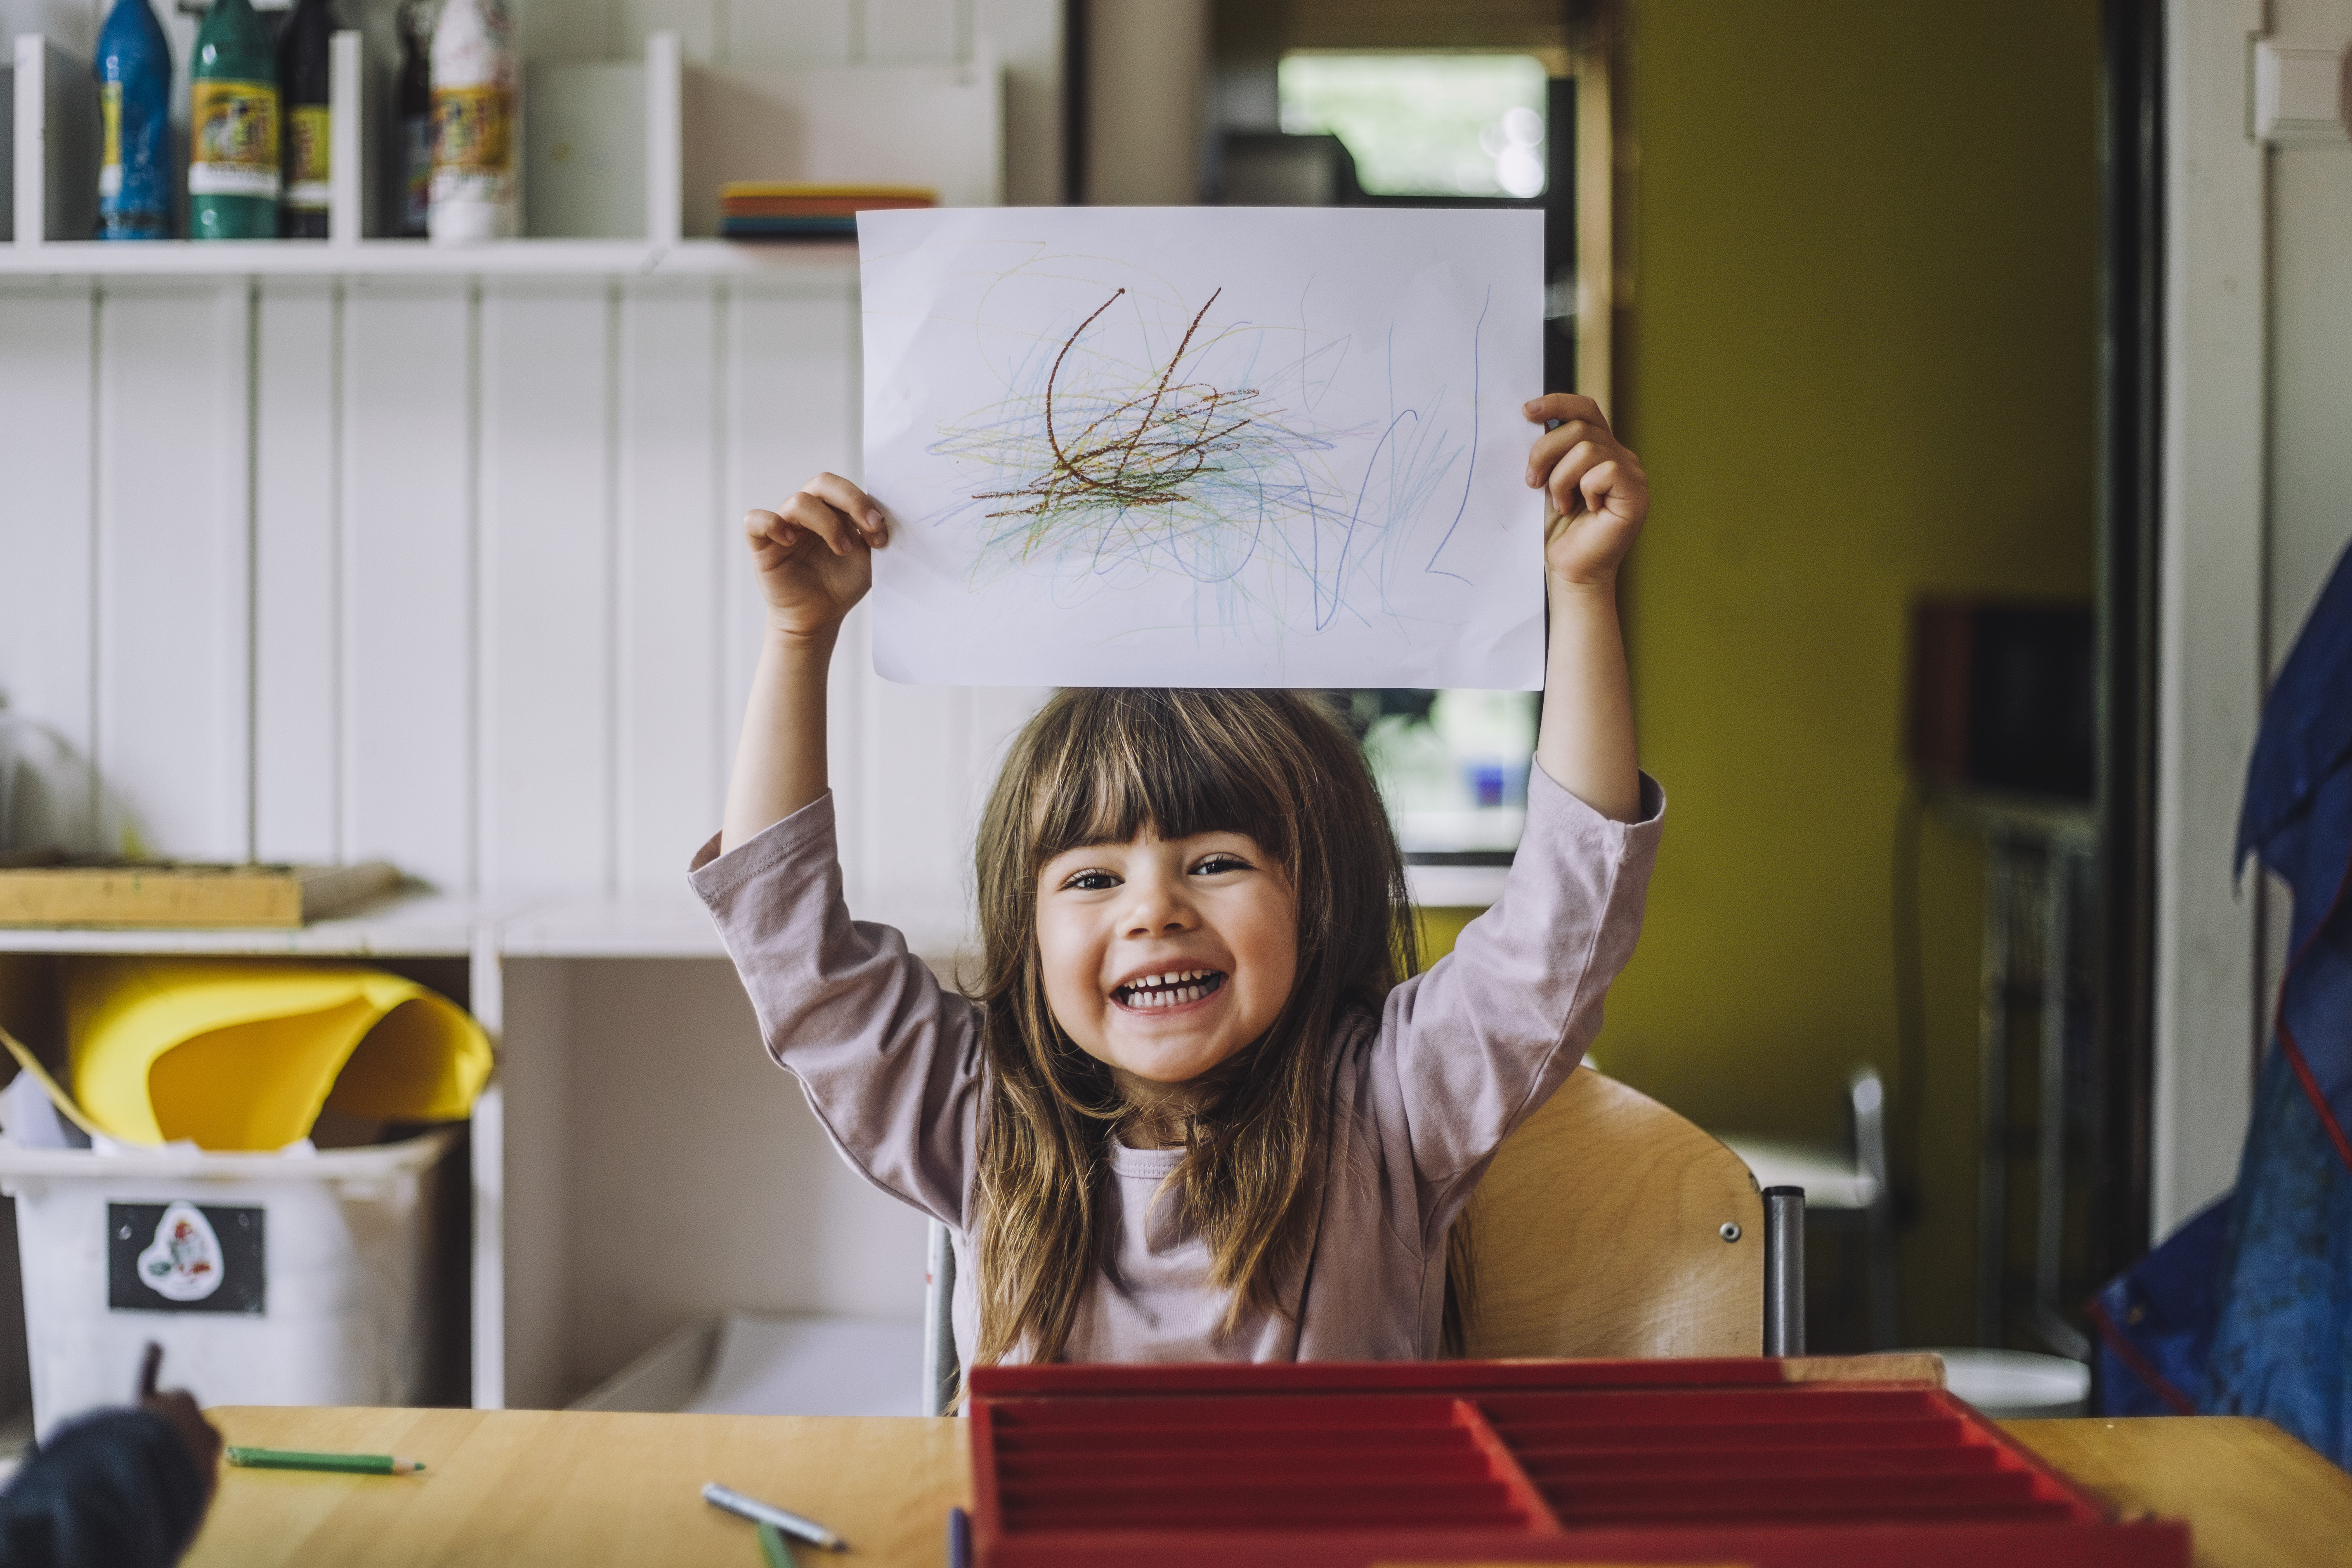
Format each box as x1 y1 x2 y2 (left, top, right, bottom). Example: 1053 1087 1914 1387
0 889 485 957
0 0 1069 1432
0 886 969 1414
0 236 860 276
0 24 1008 1414
6 28 995 272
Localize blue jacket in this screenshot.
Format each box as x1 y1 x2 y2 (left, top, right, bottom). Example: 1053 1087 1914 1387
2209 536 2352 1465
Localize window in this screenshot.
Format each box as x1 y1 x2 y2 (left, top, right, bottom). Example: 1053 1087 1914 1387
1277 53 1549 199
1345 690 1541 860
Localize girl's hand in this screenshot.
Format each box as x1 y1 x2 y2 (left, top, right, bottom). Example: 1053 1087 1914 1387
746 473 889 642
1523 394 1648 590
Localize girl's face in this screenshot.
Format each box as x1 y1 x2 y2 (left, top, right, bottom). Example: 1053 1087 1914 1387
1035 828 1299 1096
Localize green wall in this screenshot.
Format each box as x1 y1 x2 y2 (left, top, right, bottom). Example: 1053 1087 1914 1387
1592 2 2102 1345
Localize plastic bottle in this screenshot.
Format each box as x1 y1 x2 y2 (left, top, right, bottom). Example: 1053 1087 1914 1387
189 0 281 240
277 0 338 239
429 0 521 242
92 0 174 239
393 0 437 237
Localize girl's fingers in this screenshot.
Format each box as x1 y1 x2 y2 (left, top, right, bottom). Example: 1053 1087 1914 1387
743 508 803 557
1544 439 1613 517
744 506 824 561
1525 420 1611 486
1579 457 1630 520
1577 458 1650 537
779 491 862 557
802 471 889 546
1522 392 1609 432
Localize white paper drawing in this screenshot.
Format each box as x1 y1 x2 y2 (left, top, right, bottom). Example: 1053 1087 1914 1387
858 207 1546 689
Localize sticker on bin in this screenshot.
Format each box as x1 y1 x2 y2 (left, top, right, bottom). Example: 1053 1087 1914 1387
109 1201 265 1314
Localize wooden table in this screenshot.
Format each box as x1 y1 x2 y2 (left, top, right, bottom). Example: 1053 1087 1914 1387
183 1406 2352 1568
2003 1416 2352 1568
185 1406 971 1568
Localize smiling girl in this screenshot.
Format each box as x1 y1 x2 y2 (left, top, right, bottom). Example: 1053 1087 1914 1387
691 393 1660 1373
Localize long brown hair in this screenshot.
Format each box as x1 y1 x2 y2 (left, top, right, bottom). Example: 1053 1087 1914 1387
967 689 1415 1367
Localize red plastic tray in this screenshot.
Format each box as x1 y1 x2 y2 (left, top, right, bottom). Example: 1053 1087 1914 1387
966 1358 2188 1568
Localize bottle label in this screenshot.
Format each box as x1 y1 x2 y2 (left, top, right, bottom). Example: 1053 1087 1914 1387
99 81 124 197
189 80 282 198
433 84 514 186
286 104 332 210
403 116 435 229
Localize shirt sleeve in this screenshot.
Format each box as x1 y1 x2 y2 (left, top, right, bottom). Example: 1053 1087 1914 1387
689 793 984 1229
0 1409 212 1568
1373 763 1666 1242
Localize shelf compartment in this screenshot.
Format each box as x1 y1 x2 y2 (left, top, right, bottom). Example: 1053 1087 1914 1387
9 28 996 275
0 236 857 277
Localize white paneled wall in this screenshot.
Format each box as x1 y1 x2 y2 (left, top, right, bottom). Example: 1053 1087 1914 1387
2 273 1047 940
0 282 99 855
253 281 339 863
614 280 725 888
101 288 250 857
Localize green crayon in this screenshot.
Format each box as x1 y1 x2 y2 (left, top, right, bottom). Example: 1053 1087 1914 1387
226 1445 425 1476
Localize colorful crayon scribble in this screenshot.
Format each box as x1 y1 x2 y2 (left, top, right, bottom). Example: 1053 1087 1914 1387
925 277 1486 635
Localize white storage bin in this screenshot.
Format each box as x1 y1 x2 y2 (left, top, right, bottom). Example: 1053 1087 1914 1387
0 1129 459 1440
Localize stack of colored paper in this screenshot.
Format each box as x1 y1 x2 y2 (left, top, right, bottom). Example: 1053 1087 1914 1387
718 184 937 239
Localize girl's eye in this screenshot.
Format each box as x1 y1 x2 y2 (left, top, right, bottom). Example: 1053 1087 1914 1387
1192 855 1250 877
1062 869 1120 892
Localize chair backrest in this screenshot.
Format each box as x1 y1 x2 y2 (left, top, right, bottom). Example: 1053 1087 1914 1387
1458 1066 1765 1359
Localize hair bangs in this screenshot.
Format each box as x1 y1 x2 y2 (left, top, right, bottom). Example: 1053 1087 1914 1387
1025 690 1299 874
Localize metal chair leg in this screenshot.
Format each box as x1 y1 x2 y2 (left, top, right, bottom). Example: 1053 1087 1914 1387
1850 1066 1901 1349
1763 1186 1807 1356
923 1219 960 1416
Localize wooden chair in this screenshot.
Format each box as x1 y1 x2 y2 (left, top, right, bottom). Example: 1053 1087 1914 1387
1457 1065 1766 1360
921 1066 1790 1412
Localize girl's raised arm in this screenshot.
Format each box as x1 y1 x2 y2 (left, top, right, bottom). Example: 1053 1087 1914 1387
1522 393 1648 822
1373 403 1655 1221
721 474 890 852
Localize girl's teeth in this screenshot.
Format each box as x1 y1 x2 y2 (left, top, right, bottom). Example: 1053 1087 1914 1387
1117 971 1221 1006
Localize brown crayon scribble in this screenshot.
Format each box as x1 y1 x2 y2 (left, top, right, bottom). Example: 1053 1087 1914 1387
975 288 1261 546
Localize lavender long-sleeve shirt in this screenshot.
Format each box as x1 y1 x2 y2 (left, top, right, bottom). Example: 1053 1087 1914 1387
689 763 1664 1368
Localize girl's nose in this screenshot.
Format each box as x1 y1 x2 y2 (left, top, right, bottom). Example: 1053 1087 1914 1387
1120 870 1197 936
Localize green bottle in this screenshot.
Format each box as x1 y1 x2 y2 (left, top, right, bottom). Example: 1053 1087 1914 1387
189 0 281 239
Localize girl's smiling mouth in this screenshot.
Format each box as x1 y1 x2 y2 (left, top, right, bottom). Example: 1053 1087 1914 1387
1110 968 1229 1011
